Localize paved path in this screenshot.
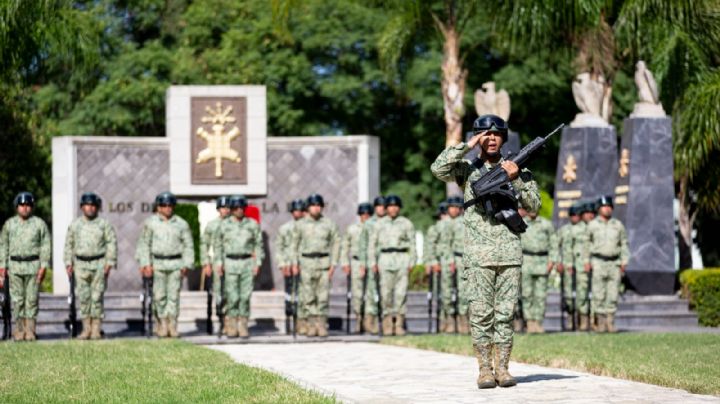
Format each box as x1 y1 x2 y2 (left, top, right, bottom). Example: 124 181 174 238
210 342 719 404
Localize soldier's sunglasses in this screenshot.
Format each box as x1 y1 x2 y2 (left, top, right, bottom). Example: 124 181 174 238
473 115 508 133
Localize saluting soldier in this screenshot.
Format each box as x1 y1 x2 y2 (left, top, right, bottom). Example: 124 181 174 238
361 196 386 334
214 195 263 338
201 196 230 318
0 192 51 341
519 208 557 333
136 192 194 338
446 196 470 334
339 203 372 333
64 192 117 340
368 195 416 336
583 196 629 333
275 199 306 333
291 194 340 337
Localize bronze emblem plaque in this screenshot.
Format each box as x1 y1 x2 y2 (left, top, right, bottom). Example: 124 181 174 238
191 97 248 184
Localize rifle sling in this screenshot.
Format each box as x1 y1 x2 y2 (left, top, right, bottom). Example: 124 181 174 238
463 158 489 210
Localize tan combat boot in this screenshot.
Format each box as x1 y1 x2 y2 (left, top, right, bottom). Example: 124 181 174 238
446 317 457 334
579 315 589 331
595 314 607 333
168 318 179 338
24 318 37 341
225 316 238 338
439 318 446 333
535 321 545 334
474 344 496 389
156 318 169 338
382 316 393 336
306 317 318 337
493 344 517 387
369 316 379 334
354 314 363 333
606 313 617 333
90 318 102 340
78 318 92 340
362 315 372 334
296 318 307 335
13 319 25 341
525 320 536 334
238 317 249 338
459 315 470 335
513 318 524 333
394 315 406 336
317 317 329 337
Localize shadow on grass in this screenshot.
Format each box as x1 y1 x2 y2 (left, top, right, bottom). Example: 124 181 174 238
516 374 578 384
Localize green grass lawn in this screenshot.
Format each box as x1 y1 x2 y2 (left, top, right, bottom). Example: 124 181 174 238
0 340 333 403
383 333 720 396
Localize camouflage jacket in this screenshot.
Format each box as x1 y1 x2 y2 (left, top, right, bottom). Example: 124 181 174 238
520 216 557 274
583 217 630 266
135 214 195 271
274 219 297 268
423 218 450 266
200 216 225 266
556 222 573 266
292 215 340 268
0 215 52 273
213 216 264 271
339 221 368 266
431 143 541 266
368 215 416 270
447 215 465 265
64 216 117 268
563 221 588 268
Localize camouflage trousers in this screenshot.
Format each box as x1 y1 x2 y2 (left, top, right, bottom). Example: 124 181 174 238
379 267 408 316
224 265 254 318
349 260 377 316
74 264 107 318
298 258 330 317
153 269 182 319
521 273 548 322
440 260 468 319
591 259 621 314
464 264 520 346
563 269 590 315
9 271 39 319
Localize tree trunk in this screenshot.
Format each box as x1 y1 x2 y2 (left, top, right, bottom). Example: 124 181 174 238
677 175 696 269
440 25 466 196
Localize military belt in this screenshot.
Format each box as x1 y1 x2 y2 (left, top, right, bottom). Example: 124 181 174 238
301 252 329 258
381 248 408 253
592 253 619 261
76 254 105 262
453 252 463 258
10 255 39 262
522 250 549 256
352 255 360 260
226 254 252 260
153 254 182 260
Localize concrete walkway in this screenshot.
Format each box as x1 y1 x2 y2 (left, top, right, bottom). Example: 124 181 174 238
209 342 719 404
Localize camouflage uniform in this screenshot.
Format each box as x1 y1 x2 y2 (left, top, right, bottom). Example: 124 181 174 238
135 214 194 331
431 142 540 380
556 222 575 314
214 216 263 336
520 216 557 331
201 216 225 305
583 217 629 329
292 215 339 336
64 216 117 320
448 215 469 332
339 221 369 329
434 218 458 331
367 215 416 334
275 219 307 329
0 215 51 338
423 219 444 316
564 221 591 324
362 215 382 320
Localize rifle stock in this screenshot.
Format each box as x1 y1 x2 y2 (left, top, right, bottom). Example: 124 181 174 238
68 273 77 338
205 274 213 335
346 272 352 334
427 270 433 333
1 273 10 340
217 273 225 338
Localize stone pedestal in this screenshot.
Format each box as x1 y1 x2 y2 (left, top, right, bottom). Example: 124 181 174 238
464 130 520 160
615 117 675 294
552 126 618 228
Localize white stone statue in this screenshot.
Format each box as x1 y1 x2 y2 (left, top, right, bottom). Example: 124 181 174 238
630 61 666 118
570 72 612 127
474 82 510 121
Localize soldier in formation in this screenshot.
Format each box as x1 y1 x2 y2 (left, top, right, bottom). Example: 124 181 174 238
423 201 447 332
557 204 581 329
275 199 307 333
339 203 372 333
368 195 416 336
432 114 540 388
564 202 595 330
445 196 469 334
0 192 51 341
200 195 230 330
64 192 118 340
583 196 629 333
291 194 339 337
213 195 263 338
361 196 387 334
519 207 557 333
135 192 194 338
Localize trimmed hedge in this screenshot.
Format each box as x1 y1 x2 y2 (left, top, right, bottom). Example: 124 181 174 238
174 203 201 268
409 264 429 291
679 268 720 327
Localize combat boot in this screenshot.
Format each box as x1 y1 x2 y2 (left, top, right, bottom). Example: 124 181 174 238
606 313 617 333
156 318 168 338
90 318 102 340
527 320 537 334
78 318 92 340
579 315 589 331
535 321 545 334
13 319 24 341
238 317 249 338
362 315 372 334
306 317 318 337
382 316 393 335
24 318 36 341
595 314 607 333
493 344 517 387
317 317 328 337
368 316 379 334
297 318 307 335
168 317 179 338
354 314 363 333
458 315 470 335
473 344 496 389
513 318 524 333
446 317 456 334
225 316 238 338
394 315 406 336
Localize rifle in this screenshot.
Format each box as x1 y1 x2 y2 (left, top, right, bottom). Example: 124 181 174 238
451 269 458 334
560 267 567 331
346 272 352 334
68 273 77 338
284 273 293 335
141 276 153 337
427 269 433 333
1 273 10 340
205 274 213 335
514 279 525 332
217 272 225 338
586 269 593 332
571 268 577 331
360 269 367 334
375 270 383 336
435 271 442 333
292 273 299 339
465 124 565 234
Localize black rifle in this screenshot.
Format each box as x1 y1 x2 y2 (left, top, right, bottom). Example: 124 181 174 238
427 269 433 333
284 274 294 335
205 274 213 335
586 269 593 332
571 268 578 331
375 271 383 336
451 269 459 334
68 273 77 338
514 280 525 332
435 271 442 333
217 273 225 338
292 274 299 339
1 273 11 340
465 124 564 234
360 270 367 334
141 276 153 337
560 267 567 331
346 272 352 334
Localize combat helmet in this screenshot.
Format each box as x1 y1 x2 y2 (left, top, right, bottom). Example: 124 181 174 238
472 114 508 141
385 194 403 208
307 194 325 207
357 202 373 215
229 194 248 209
13 191 34 207
80 192 102 207
216 195 230 209
155 192 177 206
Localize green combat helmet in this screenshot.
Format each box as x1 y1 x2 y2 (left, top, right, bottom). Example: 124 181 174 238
80 192 102 207
288 199 306 212
229 195 248 209
357 203 373 215
384 194 403 208
155 192 177 206
306 194 325 207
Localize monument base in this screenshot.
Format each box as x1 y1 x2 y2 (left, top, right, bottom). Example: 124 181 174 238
625 271 676 295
